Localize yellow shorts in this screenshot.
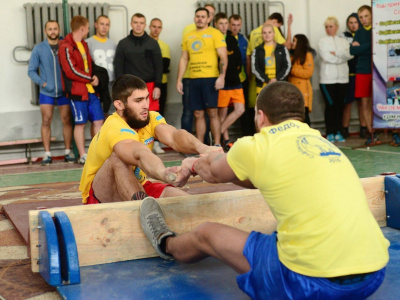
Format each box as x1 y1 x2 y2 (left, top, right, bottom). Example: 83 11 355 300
218 89 245 108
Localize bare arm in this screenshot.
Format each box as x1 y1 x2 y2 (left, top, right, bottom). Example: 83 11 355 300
155 123 223 155
283 13 293 49
215 47 228 90
176 50 189 94
246 55 252 79
181 153 255 189
113 140 171 183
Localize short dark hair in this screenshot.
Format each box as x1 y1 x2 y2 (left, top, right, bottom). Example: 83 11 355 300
215 12 227 23
112 75 147 105
131 13 146 22
256 82 305 124
150 18 162 24
44 20 59 29
229 14 242 22
70 16 88 32
95 15 109 23
268 12 284 25
358 5 372 14
195 7 209 17
204 3 216 11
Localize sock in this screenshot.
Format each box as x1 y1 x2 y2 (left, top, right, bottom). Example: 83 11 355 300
45 151 51 157
65 149 71 155
131 191 148 200
160 236 168 253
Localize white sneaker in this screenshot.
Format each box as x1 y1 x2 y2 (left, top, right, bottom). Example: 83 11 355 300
79 153 87 165
153 141 165 154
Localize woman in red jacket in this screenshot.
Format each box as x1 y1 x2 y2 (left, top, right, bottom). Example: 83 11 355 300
288 34 315 126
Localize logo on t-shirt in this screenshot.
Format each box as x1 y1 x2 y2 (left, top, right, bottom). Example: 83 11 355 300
296 135 342 162
191 39 203 51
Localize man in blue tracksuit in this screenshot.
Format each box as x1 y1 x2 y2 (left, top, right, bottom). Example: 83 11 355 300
28 20 75 165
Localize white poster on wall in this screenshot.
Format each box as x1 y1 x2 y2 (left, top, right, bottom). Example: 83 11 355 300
372 0 400 128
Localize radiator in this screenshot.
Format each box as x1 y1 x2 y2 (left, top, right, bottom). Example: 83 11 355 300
197 0 285 38
20 2 111 105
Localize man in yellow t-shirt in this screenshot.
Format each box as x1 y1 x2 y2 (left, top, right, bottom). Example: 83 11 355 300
80 74 222 205
140 82 389 299
177 7 227 146
180 4 215 136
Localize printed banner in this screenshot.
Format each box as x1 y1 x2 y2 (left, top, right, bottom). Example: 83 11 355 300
372 0 400 128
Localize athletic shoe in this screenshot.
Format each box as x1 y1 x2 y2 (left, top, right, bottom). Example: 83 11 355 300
335 132 346 142
140 197 176 260
153 141 165 154
391 133 400 147
79 154 87 165
360 126 368 139
326 134 335 143
41 155 52 166
224 142 234 152
365 133 381 146
341 127 349 139
64 153 75 163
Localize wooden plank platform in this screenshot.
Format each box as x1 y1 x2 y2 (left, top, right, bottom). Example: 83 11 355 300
29 176 387 272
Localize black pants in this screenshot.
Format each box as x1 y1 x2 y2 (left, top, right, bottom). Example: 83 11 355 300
159 83 168 117
320 83 348 135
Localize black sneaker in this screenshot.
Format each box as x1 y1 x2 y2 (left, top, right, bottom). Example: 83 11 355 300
360 127 368 139
140 197 176 260
64 153 75 163
392 133 400 147
365 133 381 146
40 155 52 166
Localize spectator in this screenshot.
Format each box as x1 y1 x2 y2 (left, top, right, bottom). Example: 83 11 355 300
59 16 104 164
342 13 367 139
251 24 291 95
114 13 163 112
319 16 352 143
28 20 75 165
180 4 216 135
288 34 315 126
86 15 116 115
177 8 227 146
350 6 377 145
149 17 170 154
215 13 245 151
229 14 252 136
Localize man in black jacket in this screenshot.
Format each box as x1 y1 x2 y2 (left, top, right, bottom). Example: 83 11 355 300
114 13 163 112
215 13 245 151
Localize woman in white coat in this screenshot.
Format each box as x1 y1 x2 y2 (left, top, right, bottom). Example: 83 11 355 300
319 16 353 143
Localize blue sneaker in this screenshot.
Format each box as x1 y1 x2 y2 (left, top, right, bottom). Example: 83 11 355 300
391 133 400 147
365 133 381 146
335 132 346 142
326 134 335 143
41 155 52 166
64 153 75 163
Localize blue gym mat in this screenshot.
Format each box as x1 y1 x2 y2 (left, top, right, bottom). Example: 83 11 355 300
57 227 400 299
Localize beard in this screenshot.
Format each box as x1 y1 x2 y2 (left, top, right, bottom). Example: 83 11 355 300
123 105 150 129
47 34 59 41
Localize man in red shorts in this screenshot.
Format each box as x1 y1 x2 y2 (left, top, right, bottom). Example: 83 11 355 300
80 74 222 204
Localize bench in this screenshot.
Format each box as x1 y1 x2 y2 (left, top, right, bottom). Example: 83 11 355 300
0 137 56 165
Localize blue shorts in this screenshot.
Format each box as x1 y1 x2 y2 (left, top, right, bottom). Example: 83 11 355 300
70 93 104 124
237 231 385 299
189 78 218 110
39 93 70 106
344 75 360 104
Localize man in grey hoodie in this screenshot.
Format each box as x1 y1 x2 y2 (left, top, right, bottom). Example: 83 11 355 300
28 20 75 165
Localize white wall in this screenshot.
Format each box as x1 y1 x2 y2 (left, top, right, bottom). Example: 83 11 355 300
0 0 370 142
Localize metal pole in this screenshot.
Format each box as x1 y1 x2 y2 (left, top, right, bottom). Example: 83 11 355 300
62 0 70 35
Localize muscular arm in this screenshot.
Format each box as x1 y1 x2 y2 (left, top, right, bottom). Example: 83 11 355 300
182 152 255 188
215 47 228 90
154 123 221 155
113 139 169 182
176 50 189 94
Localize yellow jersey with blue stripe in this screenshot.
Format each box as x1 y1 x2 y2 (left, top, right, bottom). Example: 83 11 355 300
227 120 389 277
80 111 167 203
